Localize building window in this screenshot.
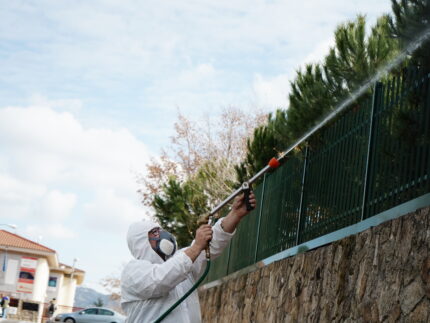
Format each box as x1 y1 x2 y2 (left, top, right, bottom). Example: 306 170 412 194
22 302 39 312
19 271 35 281
9 298 18 307
48 276 57 287
22 302 39 311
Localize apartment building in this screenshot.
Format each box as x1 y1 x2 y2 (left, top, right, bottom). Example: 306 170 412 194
0 230 85 322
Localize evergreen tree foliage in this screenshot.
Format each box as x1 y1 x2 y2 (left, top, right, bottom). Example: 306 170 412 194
93 297 104 307
265 108 297 155
286 63 343 145
235 124 279 184
150 11 405 245
140 108 265 246
287 15 397 141
238 15 399 177
194 159 237 206
324 15 398 92
152 176 208 247
389 0 430 71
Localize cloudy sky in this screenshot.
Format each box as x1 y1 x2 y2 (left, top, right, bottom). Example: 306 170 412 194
0 0 392 293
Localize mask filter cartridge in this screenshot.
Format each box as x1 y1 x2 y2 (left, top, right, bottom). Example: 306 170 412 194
159 238 175 256
150 230 177 259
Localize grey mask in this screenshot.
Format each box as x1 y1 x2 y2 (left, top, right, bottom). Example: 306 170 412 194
149 230 177 259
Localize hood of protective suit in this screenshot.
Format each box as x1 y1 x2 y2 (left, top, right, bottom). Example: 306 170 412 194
127 219 164 264
122 218 236 323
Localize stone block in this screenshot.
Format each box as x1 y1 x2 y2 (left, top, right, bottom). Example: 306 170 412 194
405 298 429 323
199 206 430 323
400 280 425 314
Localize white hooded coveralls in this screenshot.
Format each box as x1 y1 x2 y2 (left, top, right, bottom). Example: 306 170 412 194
121 219 234 323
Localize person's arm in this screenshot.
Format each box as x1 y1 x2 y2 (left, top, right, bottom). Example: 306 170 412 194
121 224 215 301
220 191 256 233
121 251 194 301
184 224 212 262
190 192 257 279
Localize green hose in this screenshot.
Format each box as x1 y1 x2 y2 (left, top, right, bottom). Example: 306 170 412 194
154 259 211 323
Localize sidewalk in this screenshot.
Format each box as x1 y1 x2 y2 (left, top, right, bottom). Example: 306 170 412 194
1 320 34 323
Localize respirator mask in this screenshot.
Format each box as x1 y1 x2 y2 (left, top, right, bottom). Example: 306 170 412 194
149 229 177 259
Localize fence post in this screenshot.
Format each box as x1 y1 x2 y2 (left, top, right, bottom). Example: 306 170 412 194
254 173 267 263
225 236 232 276
361 82 383 221
295 145 309 246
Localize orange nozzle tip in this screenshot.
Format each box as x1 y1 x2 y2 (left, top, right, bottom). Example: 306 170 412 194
268 157 280 169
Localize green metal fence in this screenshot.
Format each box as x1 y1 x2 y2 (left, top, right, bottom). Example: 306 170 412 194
207 67 430 283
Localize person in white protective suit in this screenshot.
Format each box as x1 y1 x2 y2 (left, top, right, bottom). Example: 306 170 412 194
121 192 256 323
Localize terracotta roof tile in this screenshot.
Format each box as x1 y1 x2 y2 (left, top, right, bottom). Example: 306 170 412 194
0 230 56 253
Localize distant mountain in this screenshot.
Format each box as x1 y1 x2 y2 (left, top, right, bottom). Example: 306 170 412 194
74 286 120 310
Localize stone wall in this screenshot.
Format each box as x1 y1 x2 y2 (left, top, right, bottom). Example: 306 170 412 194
6 299 40 322
199 206 430 322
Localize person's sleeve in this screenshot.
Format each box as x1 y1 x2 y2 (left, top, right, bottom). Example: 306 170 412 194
121 250 193 302
191 218 235 279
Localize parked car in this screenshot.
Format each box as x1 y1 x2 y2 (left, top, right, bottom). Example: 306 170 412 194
53 307 125 323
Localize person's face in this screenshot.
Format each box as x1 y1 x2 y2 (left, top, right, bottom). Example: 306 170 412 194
148 227 160 250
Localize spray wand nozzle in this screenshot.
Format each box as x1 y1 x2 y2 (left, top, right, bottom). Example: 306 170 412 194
207 157 281 217
204 215 214 260
242 182 253 211
243 158 280 210
198 157 281 260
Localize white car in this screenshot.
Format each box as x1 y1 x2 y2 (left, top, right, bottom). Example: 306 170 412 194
54 307 125 323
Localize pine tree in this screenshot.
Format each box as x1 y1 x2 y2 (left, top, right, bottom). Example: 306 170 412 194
238 14 399 178
389 0 430 71
287 15 398 143
235 124 279 184
323 14 398 100
93 297 104 307
267 109 290 152
152 176 208 247
286 63 343 145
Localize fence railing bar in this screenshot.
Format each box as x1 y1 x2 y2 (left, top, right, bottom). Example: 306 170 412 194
295 146 309 245
361 82 382 220
254 173 267 263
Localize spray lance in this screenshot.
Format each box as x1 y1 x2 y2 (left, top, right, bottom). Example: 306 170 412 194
153 28 430 318
154 78 376 321
154 156 281 323
154 93 360 322
206 157 282 224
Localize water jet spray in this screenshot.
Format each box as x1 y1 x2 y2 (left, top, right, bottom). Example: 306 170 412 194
154 25 430 323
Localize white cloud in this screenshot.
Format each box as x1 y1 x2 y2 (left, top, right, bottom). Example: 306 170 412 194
252 73 290 109
0 173 45 204
23 223 77 240
0 173 46 219
300 38 336 66
29 94 83 114
0 1 392 115
0 104 151 233
39 190 77 222
0 175 75 222
0 105 149 184
83 188 148 233
177 63 216 86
